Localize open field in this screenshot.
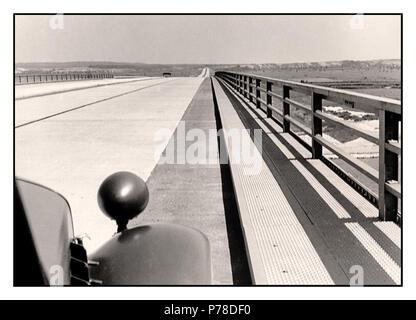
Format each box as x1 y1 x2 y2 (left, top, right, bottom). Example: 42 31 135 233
16 59 401 83
354 88 401 100
15 61 206 77
226 67 401 83
209 59 401 81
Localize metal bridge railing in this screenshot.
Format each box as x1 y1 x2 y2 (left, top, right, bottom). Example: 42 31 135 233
14 72 114 85
215 71 402 223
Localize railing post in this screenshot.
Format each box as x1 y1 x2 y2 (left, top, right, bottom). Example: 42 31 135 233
311 91 323 159
283 85 291 132
243 76 248 98
256 79 261 108
248 77 253 103
266 81 273 118
241 75 245 94
379 110 400 221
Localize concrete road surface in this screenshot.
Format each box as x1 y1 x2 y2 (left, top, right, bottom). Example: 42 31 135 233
15 77 204 252
15 77 171 127
15 77 149 100
198 67 210 78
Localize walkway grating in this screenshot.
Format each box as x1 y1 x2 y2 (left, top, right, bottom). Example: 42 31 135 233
215 76 401 285
213 78 334 285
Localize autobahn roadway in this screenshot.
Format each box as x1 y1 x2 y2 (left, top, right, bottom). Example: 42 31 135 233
15 75 208 253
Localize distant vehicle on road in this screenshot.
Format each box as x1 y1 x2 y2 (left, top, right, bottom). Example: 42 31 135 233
162 72 172 77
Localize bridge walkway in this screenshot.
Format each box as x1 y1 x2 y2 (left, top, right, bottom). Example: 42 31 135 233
213 77 401 285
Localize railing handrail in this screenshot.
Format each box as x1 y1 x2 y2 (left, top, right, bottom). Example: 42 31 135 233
216 70 402 224
14 72 114 85
216 71 401 115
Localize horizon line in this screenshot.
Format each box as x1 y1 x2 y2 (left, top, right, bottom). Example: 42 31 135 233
15 57 401 66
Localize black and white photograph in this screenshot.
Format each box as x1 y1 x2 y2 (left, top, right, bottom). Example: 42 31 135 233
12 13 403 287
3 0 416 303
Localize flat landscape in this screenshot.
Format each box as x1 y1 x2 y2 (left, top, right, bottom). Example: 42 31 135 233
15 59 401 178
15 59 401 86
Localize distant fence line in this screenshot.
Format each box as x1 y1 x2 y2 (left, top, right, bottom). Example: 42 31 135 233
14 72 114 85
216 70 402 224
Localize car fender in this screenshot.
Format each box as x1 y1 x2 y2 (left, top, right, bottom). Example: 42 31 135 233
89 223 211 285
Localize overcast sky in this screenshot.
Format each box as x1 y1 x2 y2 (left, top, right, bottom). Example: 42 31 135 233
15 15 401 64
